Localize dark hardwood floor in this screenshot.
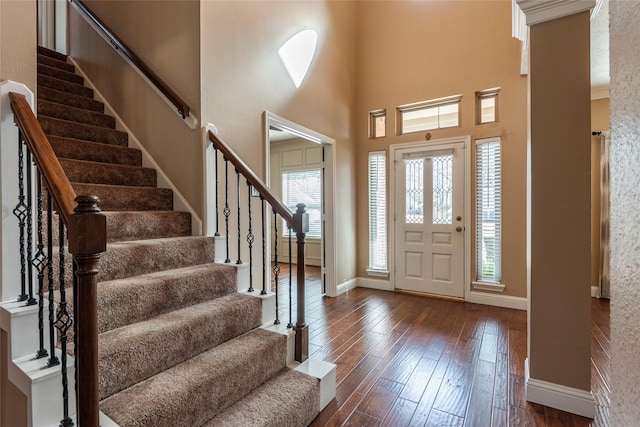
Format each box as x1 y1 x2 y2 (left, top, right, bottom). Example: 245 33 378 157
273 264 610 427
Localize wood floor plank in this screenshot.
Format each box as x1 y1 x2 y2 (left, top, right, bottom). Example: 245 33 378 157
463 359 496 426
425 409 464 427
295 267 609 427
380 397 418 427
357 377 404 420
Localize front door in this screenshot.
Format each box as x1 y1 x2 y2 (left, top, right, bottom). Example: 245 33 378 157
394 141 465 297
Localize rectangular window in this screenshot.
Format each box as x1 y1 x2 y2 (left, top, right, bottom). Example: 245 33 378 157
476 137 502 283
369 109 386 139
282 169 322 238
368 152 387 272
476 88 500 124
397 95 462 135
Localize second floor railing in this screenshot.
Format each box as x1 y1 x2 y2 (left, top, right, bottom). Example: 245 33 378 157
207 130 310 362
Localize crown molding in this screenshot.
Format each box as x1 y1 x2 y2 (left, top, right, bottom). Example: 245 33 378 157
516 0 596 26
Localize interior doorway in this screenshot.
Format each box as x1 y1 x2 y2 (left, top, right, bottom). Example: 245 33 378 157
264 112 337 297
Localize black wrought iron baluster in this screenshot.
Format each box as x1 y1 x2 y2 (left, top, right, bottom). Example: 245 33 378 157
72 259 79 423
261 196 267 295
246 182 254 292
236 169 242 265
47 193 59 367
25 150 36 306
13 135 28 302
54 218 74 427
214 146 220 236
223 158 231 263
273 210 280 325
288 227 293 329
32 171 48 358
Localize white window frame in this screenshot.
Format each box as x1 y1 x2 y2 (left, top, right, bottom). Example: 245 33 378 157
397 94 462 135
476 88 500 124
473 137 504 291
369 109 386 139
367 151 388 276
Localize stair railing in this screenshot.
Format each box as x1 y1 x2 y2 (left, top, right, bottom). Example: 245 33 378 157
68 0 198 129
9 92 105 427
207 130 310 362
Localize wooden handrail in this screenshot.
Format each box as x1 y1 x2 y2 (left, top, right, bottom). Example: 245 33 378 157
9 93 76 223
208 130 294 226
70 0 191 120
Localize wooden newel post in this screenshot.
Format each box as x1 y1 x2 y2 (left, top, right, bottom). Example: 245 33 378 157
67 195 106 427
293 203 309 363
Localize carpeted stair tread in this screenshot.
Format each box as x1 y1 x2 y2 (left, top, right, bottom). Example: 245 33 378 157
53 236 216 287
39 116 128 146
100 328 287 427
38 63 84 85
99 293 262 400
38 86 104 113
38 73 93 98
37 53 75 73
49 136 142 166
97 263 237 333
37 45 67 62
60 158 156 187
98 236 216 282
70 182 173 211
38 100 115 129
203 368 320 427
48 210 191 244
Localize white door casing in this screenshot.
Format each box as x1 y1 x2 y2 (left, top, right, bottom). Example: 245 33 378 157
393 139 467 298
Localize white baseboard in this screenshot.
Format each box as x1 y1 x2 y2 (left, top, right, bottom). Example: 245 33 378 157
525 358 595 418
465 290 527 311
336 278 358 296
591 286 600 298
357 277 394 291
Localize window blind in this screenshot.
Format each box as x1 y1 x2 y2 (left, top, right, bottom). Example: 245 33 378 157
368 152 387 271
282 169 322 238
476 139 502 282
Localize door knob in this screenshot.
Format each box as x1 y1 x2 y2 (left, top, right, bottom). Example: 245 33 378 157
456 226 463 232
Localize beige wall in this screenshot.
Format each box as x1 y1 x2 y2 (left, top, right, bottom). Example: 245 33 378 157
200 1 358 286
68 0 203 216
0 0 37 92
590 98 609 291
355 1 528 297
528 11 591 391
610 1 640 423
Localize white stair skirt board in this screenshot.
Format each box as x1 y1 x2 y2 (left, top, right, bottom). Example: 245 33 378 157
525 358 595 418
293 359 336 411
591 286 600 298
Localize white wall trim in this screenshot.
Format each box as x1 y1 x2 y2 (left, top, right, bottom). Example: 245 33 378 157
68 59 203 236
591 286 600 298
591 86 610 100
466 290 527 311
472 281 506 293
357 277 394 292
525 358 595 418
517 0 596 26
336 278 358 296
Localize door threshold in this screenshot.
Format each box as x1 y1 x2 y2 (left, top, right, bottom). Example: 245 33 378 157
395 289 464 303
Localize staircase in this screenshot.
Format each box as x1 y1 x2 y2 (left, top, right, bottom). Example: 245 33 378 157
35 46 321 426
